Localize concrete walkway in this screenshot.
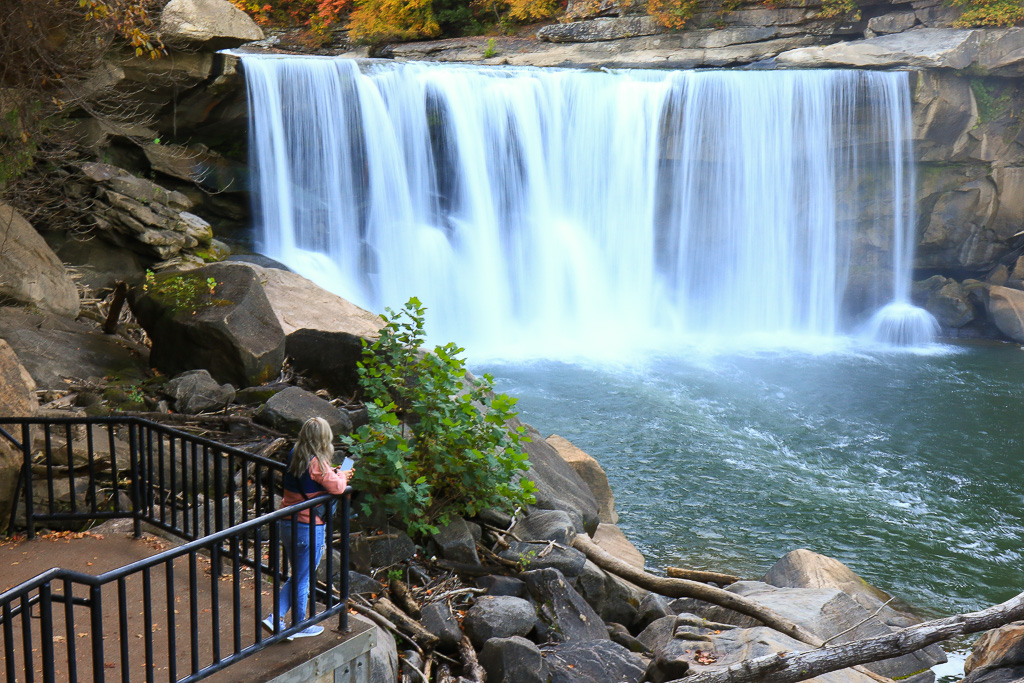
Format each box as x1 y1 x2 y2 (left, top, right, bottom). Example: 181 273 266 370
1 524 369 682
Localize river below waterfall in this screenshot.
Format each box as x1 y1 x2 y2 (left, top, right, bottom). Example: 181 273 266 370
481 341 1024 619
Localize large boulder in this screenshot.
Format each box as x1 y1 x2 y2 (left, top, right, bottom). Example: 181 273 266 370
542 639 646 683
964 621 1024 683
0 203 79 317
463 595 537 648
912 276 975 329
0 340 38 529
518 424 601 535
986 286 1024 343
0 307 148 390
160 0 265 49
523 567 609 643
431 515 480 566
697 581 944 682
129 263 285 387
480 636 549 683
763 549 921 628
573 559 646 629
222 263 383 396
546 435 618 523
254 386 352 436
592 523 645 570
777 28 1024 76
164 369 235 414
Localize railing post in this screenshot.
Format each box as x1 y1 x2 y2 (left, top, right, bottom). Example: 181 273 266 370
128 422 142 538
90 585 105 683
339 490 350 632
21 423 34 540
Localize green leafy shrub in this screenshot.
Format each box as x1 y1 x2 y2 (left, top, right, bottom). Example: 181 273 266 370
343 298 536 537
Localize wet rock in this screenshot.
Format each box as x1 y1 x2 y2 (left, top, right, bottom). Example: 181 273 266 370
523 567 608 643
0 204 80 317
129 262 285 387
164 369 235 414
254 386 352 436
463 595 536 648
913 277 975 329
480 636 549 683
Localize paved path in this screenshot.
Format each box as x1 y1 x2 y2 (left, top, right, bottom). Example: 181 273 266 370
1 523 361 682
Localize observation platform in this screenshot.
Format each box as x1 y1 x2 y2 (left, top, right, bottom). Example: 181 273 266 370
1 522 375 683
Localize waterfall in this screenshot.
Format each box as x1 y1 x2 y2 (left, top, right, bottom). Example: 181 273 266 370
241 56 936 355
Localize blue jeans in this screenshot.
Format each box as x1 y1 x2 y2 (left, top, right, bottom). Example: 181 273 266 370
277 521 326 624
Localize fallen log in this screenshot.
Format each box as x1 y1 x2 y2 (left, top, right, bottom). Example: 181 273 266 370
458 635 486 683
677 589 1024 683
571 534 891 683
666 566 740 586
391 577 423 619
374 597 440 649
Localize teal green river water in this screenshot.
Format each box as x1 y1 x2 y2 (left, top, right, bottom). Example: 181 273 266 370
482 341 1024 619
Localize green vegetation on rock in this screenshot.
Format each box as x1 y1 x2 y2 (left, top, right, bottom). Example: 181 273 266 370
343 298 536 538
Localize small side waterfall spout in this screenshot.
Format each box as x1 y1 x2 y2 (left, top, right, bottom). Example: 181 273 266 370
864 301 940 347
241 56 937 355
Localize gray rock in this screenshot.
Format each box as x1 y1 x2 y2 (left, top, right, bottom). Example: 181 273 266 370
542 639 646 683
475 575 527 598
0 340 37 529
421 602 463 652
0 204 80 317
523 568 608 643
607 622 648 653
254 386 353 436
500 540 587 578
463 595 537 648
519 423 600 535
400 650 423 680
867 12 917 34
160 0 265 49
164 369 235 414
432 515 480 566
349 571 384 596
513 509 578 545
572 559 645 629
538 17 661 43
547 436 618 523
348 612 399 683
480 636 549 683
129 262 285 388
637 615 680 653
368 531 417 567
636 592 675 631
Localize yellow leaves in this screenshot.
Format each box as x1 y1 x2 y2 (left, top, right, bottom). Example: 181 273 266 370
346 0 441 43
646 0 699 29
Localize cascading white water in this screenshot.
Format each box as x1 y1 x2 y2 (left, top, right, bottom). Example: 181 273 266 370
241 56 936 355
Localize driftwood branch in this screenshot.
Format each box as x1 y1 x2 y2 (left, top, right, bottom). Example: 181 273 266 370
571 534 891 683
374 597 440 649
349 597 425 656
677 589 1024 683
666 566 741 586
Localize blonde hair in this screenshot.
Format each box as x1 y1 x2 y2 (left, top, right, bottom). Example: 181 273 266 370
289 417 335 477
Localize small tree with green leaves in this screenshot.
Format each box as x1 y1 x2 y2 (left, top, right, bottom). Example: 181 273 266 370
343 298 536 537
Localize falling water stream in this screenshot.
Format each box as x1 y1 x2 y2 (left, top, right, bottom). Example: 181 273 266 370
239 58 1019 659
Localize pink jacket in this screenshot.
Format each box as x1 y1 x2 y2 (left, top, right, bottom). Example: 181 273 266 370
281 458 350 525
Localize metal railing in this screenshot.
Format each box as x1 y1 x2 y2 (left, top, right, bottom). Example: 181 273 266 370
0 416 351 683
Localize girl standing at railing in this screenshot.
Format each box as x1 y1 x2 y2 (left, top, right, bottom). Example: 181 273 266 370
263 416 352 639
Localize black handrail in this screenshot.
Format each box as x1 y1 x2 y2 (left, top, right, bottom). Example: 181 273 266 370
0 416 352 683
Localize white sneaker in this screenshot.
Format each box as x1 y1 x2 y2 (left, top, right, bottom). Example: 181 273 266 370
262 616 286 634
288 625 324 640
